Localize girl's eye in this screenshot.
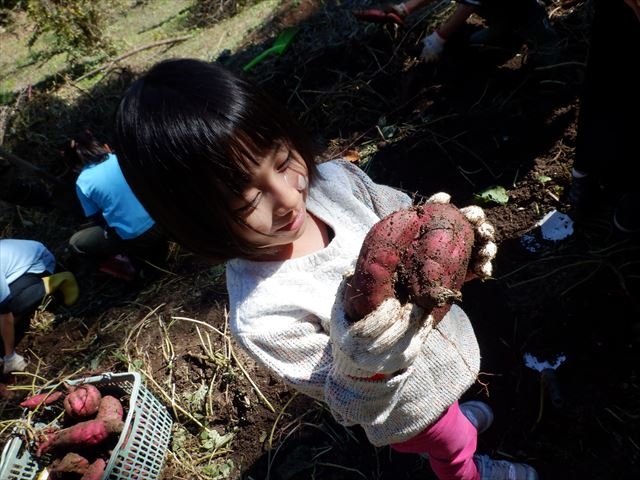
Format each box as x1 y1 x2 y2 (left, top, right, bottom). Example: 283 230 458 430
235 192 261 215
277 151 292 172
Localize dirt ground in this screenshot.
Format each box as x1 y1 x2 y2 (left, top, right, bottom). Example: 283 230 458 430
1 1 639 479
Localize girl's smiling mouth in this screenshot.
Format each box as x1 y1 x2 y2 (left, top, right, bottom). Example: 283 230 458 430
278 207 306 233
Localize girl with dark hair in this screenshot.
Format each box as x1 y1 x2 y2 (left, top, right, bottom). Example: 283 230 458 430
114 58 536 480
65 130 168 279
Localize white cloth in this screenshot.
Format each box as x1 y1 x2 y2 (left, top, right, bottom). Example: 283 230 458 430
227 160 480 446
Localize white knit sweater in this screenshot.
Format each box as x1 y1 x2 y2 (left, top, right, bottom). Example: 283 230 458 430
227 160 480 446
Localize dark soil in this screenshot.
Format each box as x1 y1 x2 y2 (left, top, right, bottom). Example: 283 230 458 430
1 1 639 480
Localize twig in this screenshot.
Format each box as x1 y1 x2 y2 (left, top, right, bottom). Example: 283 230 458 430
229 347 275 413
74 35 193 82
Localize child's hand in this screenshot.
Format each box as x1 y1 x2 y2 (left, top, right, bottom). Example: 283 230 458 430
459 206 497 280
420 31 446 63
332 292 430 379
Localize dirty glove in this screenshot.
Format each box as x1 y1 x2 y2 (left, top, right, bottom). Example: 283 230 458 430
385 2 409 18
459 205 497 279
333 279 431 379
420 31 446 63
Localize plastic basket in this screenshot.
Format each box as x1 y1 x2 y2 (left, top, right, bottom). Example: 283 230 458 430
0 371 173 480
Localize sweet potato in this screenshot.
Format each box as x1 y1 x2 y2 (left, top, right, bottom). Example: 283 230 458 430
19 390 64 409
36 417 124 457
49 452 90 476
64 384 102 419
345 203 474 323
96 395 124 422
80 458 107 480
344 208 424 319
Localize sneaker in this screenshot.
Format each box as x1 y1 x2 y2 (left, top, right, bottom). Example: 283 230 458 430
520 14 560 66
3 353 28 374
460 401 494 434
613 193 640 234
474 454 539 480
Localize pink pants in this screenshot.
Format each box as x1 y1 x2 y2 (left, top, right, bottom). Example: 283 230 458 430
390 401 479 480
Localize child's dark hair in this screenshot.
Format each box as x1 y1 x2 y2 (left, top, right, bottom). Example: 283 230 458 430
62 129 111 168
114 58 318 262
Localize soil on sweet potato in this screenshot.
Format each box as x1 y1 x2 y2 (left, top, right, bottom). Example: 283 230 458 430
1 1 639 479
345 203 475 323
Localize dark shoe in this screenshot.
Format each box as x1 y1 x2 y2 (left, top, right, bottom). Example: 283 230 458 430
567 174 599 213
613 193 640 234
511 2 561 66
468 25 516 47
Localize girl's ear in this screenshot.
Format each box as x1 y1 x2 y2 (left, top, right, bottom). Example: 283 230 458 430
103 144 112 153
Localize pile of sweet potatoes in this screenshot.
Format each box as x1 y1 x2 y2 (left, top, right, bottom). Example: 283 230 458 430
19 383 126 479
344 201 483 323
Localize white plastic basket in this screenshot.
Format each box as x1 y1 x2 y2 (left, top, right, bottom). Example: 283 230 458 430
0 371 173 480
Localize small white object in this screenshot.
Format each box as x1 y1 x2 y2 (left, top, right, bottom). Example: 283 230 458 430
521 209 574 252
537 209 573 241
420 31 446 62
523 352 566 372
426 192 451 204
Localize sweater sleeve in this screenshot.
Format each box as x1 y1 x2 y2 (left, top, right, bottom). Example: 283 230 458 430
335 160 413 218
233 314 332 401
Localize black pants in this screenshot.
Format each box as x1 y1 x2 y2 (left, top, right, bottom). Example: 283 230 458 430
0 272 49 356
573 0 640 196
69 223 168 263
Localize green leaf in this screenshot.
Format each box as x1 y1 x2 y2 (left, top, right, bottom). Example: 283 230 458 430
474 186 509 205
536 175 552 184
200 428 234 451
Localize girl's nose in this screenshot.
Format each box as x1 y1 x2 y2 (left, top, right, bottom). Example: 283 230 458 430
284 172 307 191
271 171 306 215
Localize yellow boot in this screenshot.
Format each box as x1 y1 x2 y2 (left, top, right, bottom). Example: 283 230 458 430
43 272 79 306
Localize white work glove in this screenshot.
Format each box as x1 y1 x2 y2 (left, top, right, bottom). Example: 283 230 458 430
459 205 497 279
332 279 432 379
420 31 446 63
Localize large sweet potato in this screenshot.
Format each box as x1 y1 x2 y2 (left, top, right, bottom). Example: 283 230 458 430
344 203 474 323
81 458 107 480
96 395 124 422
49 452 90 476
36 417 124 457
64 384 102 419
19 390 64 409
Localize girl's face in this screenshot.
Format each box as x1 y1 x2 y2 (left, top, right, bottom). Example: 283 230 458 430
229 143 310 251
